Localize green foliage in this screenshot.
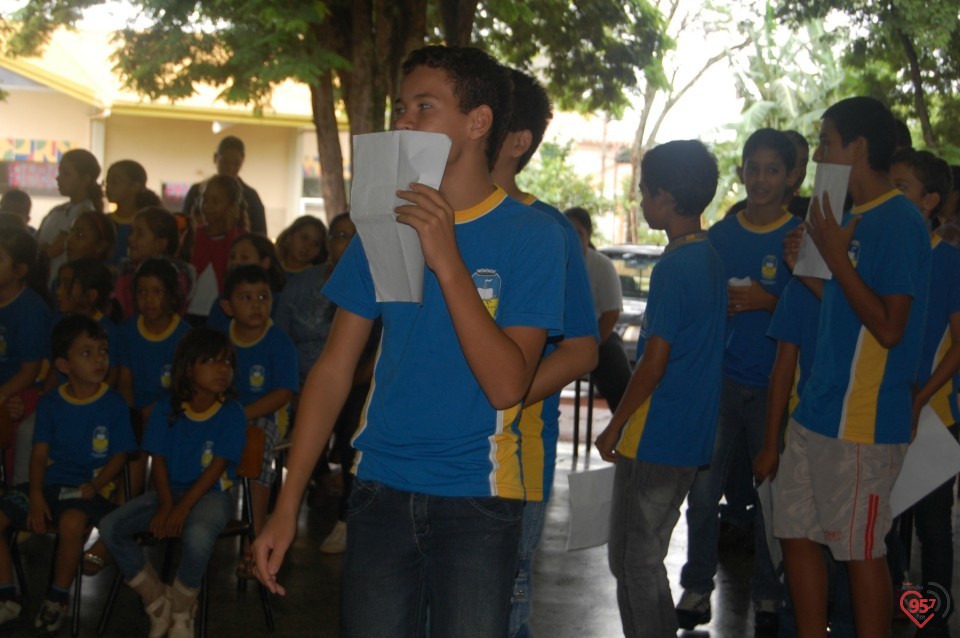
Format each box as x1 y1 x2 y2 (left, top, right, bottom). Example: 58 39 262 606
517 141 610 213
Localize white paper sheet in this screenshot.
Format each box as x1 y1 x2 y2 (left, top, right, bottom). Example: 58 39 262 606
757 478 782 568
566 465 615 550
793 163 852 279
350 131 452 303
891 406 960 517
186 264 218 316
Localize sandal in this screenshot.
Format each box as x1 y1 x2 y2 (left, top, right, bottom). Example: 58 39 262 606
235 553 256 580
82 550 110 576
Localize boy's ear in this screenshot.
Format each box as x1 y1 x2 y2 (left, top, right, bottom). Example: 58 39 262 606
507 130 533 160
467 104 494 141
219 297 234 318
53 356 70 377
786 167 802 190
13 263 27 280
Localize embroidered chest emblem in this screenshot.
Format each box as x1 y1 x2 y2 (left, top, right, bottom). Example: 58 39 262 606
472 269 502 319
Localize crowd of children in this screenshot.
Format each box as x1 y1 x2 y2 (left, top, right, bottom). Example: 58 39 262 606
1 41 956 638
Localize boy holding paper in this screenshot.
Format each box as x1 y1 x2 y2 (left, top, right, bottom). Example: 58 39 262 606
594 139 726 638
491 68 599 638
254 45 566 637
677 128 801 632
777 97 931 638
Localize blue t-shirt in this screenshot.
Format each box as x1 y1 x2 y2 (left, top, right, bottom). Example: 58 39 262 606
517 197 598 501
767 277 821 411
793 192 931 444
323 188 566 499
616 236 727 466
33 384 137 488
918 237 960 426
274 263 337 384
109 218 133 266
143 399 246 493
117 315 190 409
230 321 298 425
707 210 802 387
0 287 52 385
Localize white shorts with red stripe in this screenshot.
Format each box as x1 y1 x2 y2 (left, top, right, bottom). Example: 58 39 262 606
773 419 907 561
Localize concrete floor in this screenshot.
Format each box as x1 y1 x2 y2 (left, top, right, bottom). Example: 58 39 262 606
6 399 959 637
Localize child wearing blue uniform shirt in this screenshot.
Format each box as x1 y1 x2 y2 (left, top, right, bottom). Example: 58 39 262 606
888 147 958 635
99 327 245 638
0 316 135 633
255 45 566 637
777 97 931 638
595 140 726 638
490 68 599 638
678 129 802 632
220 264 297 577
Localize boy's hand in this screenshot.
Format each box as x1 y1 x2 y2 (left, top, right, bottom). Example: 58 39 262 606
79 483 97 500
149 502 172 539
395 184 461 280
253 510 297 596
160 502 191 538
728 281 776 315
783 226 804 272
4 396 24 421
27 497 51 534
594 423 622 463
753 444 779 483
806 193 860 273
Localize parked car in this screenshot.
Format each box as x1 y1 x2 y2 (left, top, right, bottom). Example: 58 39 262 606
597 244 664 363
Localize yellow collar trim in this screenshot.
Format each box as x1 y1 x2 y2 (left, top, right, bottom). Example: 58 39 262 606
92 311 104 322
851 190 899 215
183 400 224 422
932 234 943 249
137 314 180 342
230 319 271 347
455 187 507 223
736 209 795 233
59 382 109 405
519 193 537 206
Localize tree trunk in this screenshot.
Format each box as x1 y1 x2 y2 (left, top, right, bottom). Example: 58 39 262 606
310 75 348 218
440 0 479 45
897 28 937 147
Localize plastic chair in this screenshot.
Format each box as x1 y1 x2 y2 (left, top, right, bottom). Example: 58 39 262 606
97 424 275 636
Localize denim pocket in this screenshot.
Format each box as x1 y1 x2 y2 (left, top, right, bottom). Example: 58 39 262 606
346 476 380 517
465 496 523 522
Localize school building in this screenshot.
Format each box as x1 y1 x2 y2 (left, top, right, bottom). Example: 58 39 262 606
0 27 631 239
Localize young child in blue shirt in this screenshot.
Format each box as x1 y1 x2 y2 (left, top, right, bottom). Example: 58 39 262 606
99 327 246 638
219 264 298 577
0 315 135 633
490 67 599 638
678 128 802 632
255 45 566 637
595 139 726 638
778 97 931 638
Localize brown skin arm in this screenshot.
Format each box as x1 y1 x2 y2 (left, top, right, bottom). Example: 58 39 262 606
755 341 799 483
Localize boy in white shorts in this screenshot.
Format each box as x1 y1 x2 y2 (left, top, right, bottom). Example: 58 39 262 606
777 96 931 638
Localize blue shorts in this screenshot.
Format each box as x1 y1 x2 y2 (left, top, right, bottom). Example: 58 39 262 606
0 483 114 528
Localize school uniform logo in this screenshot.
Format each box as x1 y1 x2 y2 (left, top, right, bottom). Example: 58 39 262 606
848 240 860 268
201 441 215 469
761 255 778 285
473 269 501 319
160 364 172 389
249 365 266 392
91 425 109 459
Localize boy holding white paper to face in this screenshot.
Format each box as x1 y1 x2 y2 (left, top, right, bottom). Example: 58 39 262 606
254 45 566 637
776 97 931 638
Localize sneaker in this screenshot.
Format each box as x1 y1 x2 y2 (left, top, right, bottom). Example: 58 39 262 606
145 591 171 638
754 599 779 636
676 589 711 630
33 599 66 636
0 599 21 627
168 605 196 638
319 520 347 554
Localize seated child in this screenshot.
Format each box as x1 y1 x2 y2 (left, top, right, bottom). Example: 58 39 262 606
220 265 297 576
99 327 245 638
0 315 135 633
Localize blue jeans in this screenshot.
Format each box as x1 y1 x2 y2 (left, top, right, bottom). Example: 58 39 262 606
680 377 781 604
609 457 696 638
98 489 232 588
341 478 522 638
508 499 548 638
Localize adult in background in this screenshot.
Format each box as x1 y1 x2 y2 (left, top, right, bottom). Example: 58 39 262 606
181 136 267 235
565 206 631 410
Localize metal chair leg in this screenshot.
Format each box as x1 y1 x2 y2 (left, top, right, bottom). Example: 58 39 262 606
71 558 82 637
96 572 123 636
